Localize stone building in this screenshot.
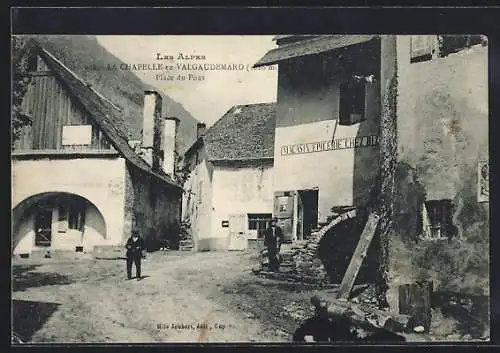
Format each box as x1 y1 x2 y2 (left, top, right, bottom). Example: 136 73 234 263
183 103 275 251
254 35 489 313
12 42 183 256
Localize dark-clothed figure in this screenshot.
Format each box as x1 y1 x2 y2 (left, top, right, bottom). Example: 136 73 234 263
263 218 283 272
293 296 356 343
125 231 145 280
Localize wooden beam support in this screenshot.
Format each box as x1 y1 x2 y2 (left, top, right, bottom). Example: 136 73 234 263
336 212 380 300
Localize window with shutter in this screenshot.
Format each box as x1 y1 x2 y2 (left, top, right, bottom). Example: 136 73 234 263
439 35 485 57
410 35 439 63
420 199 455 240
339 80 366 126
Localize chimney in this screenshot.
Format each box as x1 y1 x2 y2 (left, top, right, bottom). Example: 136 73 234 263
141 90 162 169
197 122 206 139
162 117 180 177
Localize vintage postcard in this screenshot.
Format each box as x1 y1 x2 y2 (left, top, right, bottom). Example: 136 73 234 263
11 34 490 344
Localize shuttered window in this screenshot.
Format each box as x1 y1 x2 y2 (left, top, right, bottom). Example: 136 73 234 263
421 200 455 240
339 80 366 125
410 35 436 63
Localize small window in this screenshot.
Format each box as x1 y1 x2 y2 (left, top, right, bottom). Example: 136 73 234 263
339 80 366 126
410 35 437 63
420 199 456 240
438 35 485 57
248 213 272 239
478 160 489 203
26 54 39 72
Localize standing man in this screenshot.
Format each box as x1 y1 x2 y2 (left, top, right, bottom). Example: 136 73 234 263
264 217 283 272
125 230 145 280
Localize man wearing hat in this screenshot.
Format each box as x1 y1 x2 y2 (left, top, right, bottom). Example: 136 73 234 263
263 217 283 272
125 230 145 280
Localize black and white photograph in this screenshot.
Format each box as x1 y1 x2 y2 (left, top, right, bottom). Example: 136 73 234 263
11 31 490 344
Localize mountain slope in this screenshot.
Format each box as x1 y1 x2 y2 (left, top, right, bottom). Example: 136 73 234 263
27 35 199 153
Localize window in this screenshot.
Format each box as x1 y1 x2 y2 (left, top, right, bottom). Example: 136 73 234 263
339 80 366 125
438 35 485 57
478 160 489 203
410 35 438 63
26 54 39 72
411 35 487 64
420 199 456 240
248 214 272 239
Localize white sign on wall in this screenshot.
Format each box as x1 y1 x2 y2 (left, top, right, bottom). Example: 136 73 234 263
62 125 92 146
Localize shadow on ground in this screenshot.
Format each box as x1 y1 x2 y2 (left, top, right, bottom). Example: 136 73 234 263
12 299 60 343
12 264 74 292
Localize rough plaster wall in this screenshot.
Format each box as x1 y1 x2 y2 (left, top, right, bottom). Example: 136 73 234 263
123 165 135 242
210 164 274 245
12 158 126 248
126 163 181 250
274 60 381 221
386 37 490 310
183 147 213 250
154 183 182 246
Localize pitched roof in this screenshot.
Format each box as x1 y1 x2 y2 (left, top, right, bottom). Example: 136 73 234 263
254 35 379 67
200 102 276 162
35 43 182 190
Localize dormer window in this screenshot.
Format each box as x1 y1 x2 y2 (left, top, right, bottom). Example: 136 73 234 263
339 79 366 126
26 53 39 72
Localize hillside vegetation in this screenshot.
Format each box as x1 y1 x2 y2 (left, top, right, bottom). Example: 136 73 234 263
27 35 199 153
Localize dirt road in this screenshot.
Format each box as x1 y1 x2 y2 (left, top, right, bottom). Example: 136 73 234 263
12 250 318 343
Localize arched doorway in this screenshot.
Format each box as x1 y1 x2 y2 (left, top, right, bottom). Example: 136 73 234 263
13 192 107 255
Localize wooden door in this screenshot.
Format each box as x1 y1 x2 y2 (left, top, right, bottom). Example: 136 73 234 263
35 208 52 247
228 214 246 250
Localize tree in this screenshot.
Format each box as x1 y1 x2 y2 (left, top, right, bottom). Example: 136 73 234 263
11 36 35 144
173 150 191 186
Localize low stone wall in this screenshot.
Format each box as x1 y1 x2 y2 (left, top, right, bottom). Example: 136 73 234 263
291 209 360 284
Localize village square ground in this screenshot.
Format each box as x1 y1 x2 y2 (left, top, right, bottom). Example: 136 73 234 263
11 249 486 344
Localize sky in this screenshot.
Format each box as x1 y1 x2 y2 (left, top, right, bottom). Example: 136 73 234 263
97 36 278 127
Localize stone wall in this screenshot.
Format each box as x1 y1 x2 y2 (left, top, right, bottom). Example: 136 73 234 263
385 37 489 313
291 209 360 284
125 162 182 250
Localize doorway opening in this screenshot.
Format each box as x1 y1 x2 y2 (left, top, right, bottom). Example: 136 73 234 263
34 206 52 247
296 189 319 241
273 188 319 243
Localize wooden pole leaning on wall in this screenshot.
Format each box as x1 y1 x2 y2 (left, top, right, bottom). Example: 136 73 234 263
336 212 381 300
